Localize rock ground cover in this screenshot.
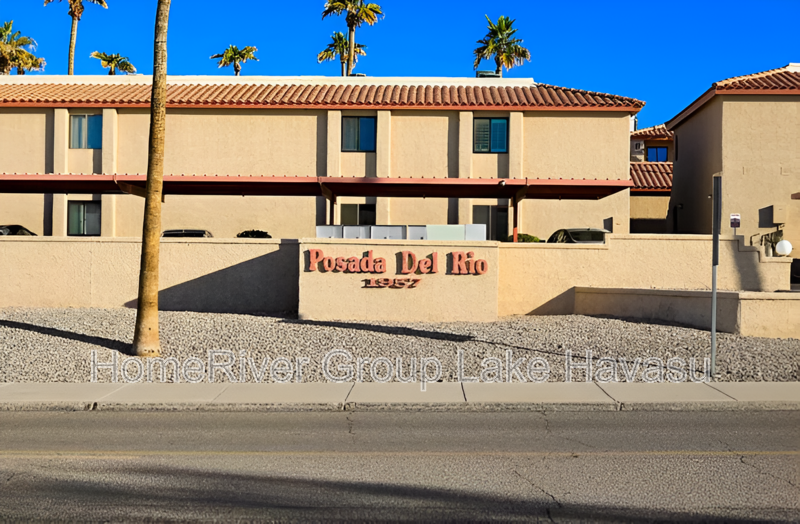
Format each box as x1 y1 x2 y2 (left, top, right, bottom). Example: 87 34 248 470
0 308 797 384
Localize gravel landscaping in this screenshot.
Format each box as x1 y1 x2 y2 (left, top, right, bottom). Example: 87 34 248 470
0 308 797 384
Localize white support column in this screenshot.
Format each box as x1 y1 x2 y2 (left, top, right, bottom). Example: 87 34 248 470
53 108 69 174
326 110 341 178
376 110 391 224
509 111 523 179
458 111 473 224
52 108 69 236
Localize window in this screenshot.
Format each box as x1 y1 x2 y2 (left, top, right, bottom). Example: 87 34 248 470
70 114 102 149
474 118 508 153
647 146 668 162
342 117 376 152
341 203 376 226
67 201 101 236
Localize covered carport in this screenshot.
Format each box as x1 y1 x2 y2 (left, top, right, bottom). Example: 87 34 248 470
0 173 632 242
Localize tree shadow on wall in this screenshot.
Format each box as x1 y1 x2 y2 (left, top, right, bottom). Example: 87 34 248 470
124 242 299 316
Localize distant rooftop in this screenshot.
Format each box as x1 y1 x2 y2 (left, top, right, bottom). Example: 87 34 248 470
631 124 673 140
0 75 644 111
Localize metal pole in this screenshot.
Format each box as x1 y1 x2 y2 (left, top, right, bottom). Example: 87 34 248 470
710 176 722 378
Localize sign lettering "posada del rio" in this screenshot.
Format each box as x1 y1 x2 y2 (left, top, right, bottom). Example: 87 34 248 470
307 249 489 275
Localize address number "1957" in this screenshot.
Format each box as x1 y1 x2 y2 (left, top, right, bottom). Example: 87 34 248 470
363 278 421 289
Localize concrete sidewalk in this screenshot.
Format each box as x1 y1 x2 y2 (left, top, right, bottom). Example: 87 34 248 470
0 381 797 412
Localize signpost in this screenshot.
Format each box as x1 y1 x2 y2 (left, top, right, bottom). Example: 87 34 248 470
730 213 740 236
711 176 722 378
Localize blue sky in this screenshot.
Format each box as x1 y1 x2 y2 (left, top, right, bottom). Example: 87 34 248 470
2 0 798 127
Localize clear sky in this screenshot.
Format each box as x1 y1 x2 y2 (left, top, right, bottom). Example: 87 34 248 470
2 0 798 127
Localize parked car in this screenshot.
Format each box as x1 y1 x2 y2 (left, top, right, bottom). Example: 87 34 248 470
547 228 608 244
161 229 213 238
0 225 37 236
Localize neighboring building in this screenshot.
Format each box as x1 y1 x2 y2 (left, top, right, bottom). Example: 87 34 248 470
630 124 674 162
630 161 672 233
628 124 674 232
666 63 800 256
0 75 643 240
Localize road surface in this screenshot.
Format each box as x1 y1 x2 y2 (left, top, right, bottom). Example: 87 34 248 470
0 411 797 521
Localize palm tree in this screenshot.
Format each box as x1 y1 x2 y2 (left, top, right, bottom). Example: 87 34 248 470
0 21 45 75
321 0 382 76
132 0 171 358
317 31 365 77
210 45 258 76
43 0 108 75
473 15 531 77
90 51 136 75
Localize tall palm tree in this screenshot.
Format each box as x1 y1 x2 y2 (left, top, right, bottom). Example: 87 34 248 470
317 31 365 77
321 0 382 76
43 0 108 75
132 0 171 358
210 45 258 76
90 51 136 75
473 15 531 77
0 21 44 75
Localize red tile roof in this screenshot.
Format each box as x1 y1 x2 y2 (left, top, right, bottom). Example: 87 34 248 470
630 162 672 191
715 64 800 91
0 80 644 110
667 64 800 129
631 124 673 140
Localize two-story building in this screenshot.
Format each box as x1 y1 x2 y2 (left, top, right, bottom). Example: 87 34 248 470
666 63 799 255
0 75 643 241
629 124 674 233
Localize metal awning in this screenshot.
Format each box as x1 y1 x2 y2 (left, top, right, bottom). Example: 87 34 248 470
0 173 632 200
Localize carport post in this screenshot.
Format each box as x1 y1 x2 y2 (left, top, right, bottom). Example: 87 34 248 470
512 197 519 243
328 195 336 226
512 186 526 243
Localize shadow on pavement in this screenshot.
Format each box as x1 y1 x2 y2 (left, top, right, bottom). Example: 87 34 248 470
0 319 133 355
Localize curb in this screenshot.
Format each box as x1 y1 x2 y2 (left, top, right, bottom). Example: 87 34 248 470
0 382 797 412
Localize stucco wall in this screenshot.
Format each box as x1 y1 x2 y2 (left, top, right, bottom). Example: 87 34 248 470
298 239 499 322
0 108 52 174
522 112 630 179
387 198 450 226
112 194 320 239
0 237 299 314
518 189 630 240
116 108 326 177
574 288 800 339
0 194 47 235
669 97 723 234
631 195 670 220
390 111 458 179
497 234 791 316
720 95 800 248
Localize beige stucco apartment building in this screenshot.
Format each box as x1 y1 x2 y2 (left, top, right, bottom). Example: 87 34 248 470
629 124 674 233
666 64 800 255
0 75 642 240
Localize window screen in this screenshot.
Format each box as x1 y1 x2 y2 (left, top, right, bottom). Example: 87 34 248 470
474 118 508 153
342 117 376 152
67 201 101 236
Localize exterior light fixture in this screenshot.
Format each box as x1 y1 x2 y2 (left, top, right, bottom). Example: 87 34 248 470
775 240 793 257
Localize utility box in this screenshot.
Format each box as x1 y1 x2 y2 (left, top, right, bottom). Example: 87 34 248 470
772 204 787 225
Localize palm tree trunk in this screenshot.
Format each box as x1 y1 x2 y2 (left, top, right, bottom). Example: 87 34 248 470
132 0 171 358
234 61 241 76
68 15 78 75
340 59 346 77
495 58 502 77
109 67 115 75
347 25 356 76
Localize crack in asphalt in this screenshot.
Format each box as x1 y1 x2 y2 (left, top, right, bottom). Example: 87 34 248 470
739 455 799 491
541 411 597 451
512 468 561 523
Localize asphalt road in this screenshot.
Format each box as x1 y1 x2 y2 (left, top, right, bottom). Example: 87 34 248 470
0 411 797 522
